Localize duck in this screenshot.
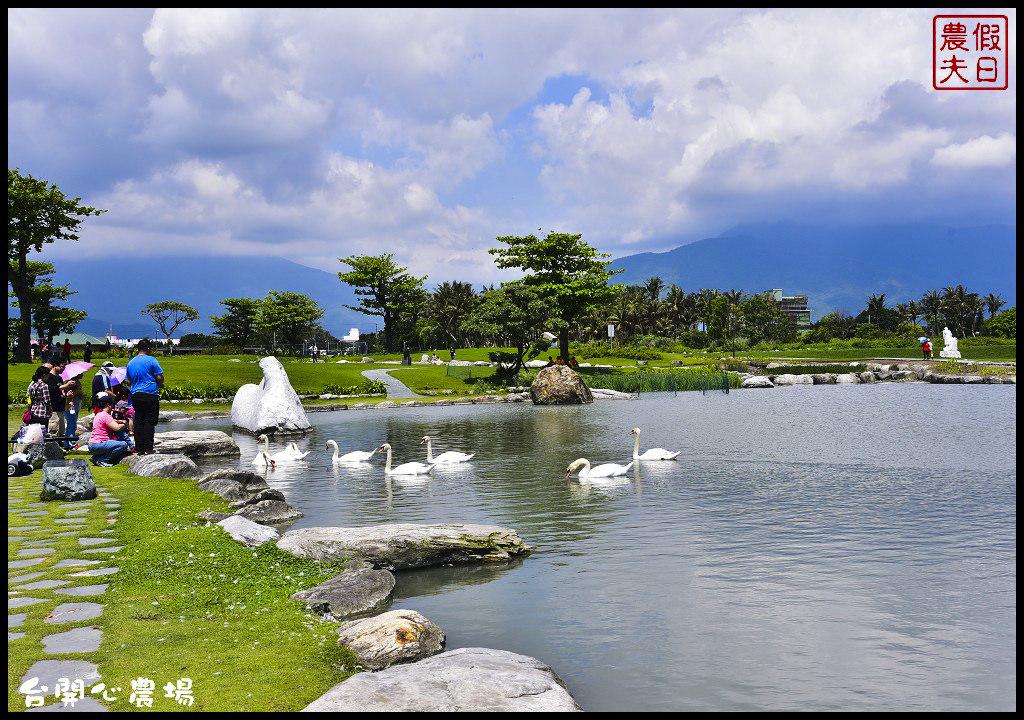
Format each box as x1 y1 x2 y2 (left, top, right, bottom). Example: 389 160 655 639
420 435 474 464
566 458 634 478
629 427 681 460
326 439 378 463
378 443 435 476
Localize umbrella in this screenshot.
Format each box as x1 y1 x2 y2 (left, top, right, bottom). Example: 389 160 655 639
109 367 128 386
60 361 94 381
917 336 929 343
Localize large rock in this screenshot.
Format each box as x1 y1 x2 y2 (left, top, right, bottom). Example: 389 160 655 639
198 469 271 503
234 499 303 525
153 430 240 458
302 647 582 712
337 609 445 670
24 441 65 468
231 356 312 436
529 366 593 405
741 376 774 389
277 523 531 570
128 453 201 478
292 568 396 620
217 515 280 547
42 459 96 501
590 388 633 400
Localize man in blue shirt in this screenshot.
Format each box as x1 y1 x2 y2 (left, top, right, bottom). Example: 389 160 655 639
126 338 164 455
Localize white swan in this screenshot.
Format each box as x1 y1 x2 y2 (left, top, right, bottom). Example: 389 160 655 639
251 434 305 465
378 443 435 476
420 436 474 464
629 427 681 460
326 439 378 463
567 458 634 478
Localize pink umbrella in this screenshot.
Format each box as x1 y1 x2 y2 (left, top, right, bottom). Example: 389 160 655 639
60 361 95 381
109 367 128 386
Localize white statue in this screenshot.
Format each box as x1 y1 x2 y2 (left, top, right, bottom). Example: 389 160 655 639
939 327 961 359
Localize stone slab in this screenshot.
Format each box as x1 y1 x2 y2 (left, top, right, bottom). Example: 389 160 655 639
42 626 103 654
44 602 105 624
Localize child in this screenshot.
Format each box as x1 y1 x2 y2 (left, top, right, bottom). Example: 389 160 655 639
112 398 136 451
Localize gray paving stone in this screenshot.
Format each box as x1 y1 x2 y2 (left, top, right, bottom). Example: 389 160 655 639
9 631 27 640
16 580 72 591
10 596 48 608
42 626 103 654
22 510 49 516
78 538 115 546
67 567 119 577
63 508 90 516
9 558 46 569
81 546 122 554
27 502 48 507
44 602 104 624
9 526 41 531
24 539 59 546
54 518 88 525
54 531 82 537
9 571 46 583
19 659 102 697
9 612 27 627
53 559 101 568
9 536 26 543
57 503 89 509
18 547 56 557
55 584 108 597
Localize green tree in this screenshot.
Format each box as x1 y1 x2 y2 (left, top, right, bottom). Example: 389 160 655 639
463 283 555 373
8 168 105 361
210 297 263 348
985 306 1016 339
490 231 619 361
421 281 477 349
141 301 200 354
984 293 1006 319
919 290 943 336
258 291 324 354
8 260 86 341
338 254 427 353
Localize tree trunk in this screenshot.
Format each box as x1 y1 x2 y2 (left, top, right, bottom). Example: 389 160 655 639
559 327 569 363
9 255 33 362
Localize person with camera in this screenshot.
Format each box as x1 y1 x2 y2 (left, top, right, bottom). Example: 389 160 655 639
88 394 130 466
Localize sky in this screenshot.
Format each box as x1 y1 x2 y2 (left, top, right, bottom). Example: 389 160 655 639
8 8 1017 287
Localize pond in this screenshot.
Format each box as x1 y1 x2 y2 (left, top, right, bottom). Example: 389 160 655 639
187 383 1016 711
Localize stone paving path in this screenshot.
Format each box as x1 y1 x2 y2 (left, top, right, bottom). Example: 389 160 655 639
9 477 121 712
360 368 426 399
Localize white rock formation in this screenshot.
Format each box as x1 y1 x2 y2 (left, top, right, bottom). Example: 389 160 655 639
231 356 311 436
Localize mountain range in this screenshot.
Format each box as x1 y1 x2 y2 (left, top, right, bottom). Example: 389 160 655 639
13 221 1017 338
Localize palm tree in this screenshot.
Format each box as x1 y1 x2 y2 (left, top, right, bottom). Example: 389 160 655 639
865 293 887 326
964 293 985 336
906 300 921 328
941 285 969 337
984 293 1006 319
920 290 943 336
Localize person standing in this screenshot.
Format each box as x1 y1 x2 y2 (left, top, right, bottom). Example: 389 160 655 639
27 366 53 427
44 360 71 438
83 341 93 364
63 337 72 363
126 338 164 456
63 371 85 449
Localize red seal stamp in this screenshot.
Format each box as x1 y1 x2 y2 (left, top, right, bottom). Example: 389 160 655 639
934 15 1009 90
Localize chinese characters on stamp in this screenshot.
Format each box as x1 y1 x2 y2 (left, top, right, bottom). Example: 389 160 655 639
934 15 1009 90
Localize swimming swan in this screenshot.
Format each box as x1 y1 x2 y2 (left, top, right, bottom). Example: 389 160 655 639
379 443 435 475
629 428 681 460
251 434 305 465
567 458 634 478
326 439 378 463
420 436 474 464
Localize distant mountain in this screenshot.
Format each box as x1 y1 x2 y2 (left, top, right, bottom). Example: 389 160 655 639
24 256 367 339
610 222 1016 320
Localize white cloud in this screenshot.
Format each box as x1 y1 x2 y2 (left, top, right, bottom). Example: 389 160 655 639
931 133 1016 168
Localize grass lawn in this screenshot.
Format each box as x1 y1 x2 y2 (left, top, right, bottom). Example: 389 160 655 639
8 463 358 712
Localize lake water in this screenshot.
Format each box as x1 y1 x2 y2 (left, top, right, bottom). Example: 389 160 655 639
188 383 1016 711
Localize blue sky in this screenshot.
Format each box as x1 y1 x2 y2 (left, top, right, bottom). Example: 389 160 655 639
8 8 1017 286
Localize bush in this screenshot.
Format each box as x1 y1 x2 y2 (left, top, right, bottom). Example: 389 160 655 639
570 343 663 361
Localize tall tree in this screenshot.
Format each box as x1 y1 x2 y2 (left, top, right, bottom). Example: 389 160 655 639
338 254 427 353
210 297 262 348
462 283 555 373
8 168 105 361
920 290 943 336
490 231 619 361
422 281 477 348
141 301 200 354
7 260 86 341
258 291 324 354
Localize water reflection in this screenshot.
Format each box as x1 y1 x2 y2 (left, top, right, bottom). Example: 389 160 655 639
185 385 1016 711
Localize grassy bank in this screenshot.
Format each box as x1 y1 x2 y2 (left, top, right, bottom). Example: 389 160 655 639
8 464 358 712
